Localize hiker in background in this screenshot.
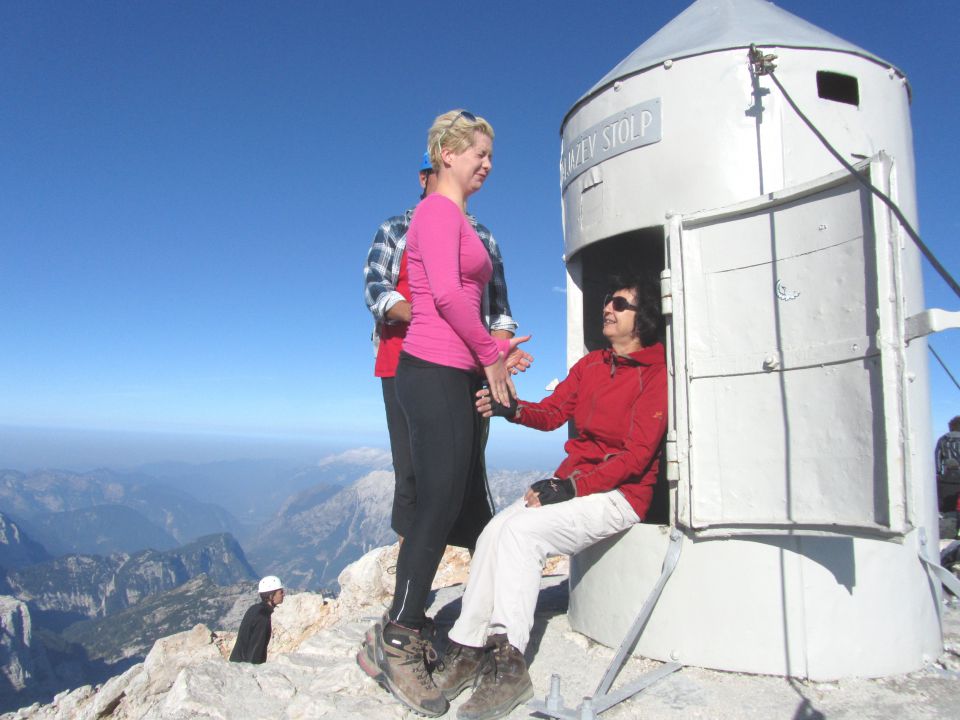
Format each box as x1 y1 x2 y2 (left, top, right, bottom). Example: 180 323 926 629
431 274 668 720
936 416 960 538
362 151 525 546
229 575 284 664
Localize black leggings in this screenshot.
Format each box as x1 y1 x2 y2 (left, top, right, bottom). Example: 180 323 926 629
381 376 416 538
390 352 481 629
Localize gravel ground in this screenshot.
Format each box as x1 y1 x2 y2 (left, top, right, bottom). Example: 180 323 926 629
424 577 960 720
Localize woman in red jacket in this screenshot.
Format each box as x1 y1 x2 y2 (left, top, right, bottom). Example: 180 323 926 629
432 274 668 720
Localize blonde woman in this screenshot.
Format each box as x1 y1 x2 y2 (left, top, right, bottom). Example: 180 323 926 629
357 110 528 716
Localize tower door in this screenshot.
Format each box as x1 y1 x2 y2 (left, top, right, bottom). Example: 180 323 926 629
665 155 910 538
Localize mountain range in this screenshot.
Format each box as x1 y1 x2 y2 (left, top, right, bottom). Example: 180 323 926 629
0 468 241 549
246 466 546 592
5 532 257 630
0 451 548 712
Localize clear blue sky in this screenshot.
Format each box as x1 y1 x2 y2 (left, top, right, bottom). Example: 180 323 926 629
1 0 957 470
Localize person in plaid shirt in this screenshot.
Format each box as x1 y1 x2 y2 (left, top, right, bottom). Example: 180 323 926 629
936 415 960 513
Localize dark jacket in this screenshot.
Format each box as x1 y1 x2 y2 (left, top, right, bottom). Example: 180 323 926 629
511 344 668 519
229 600 274 664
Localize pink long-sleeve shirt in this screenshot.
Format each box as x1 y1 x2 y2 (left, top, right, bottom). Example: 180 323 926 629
402 194 507 371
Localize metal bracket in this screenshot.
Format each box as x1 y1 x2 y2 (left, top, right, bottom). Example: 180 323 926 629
660 268 673 316
528 529 684 719
748 44 777 75
920 545 960 598
665 432 679 482
905 308 960 342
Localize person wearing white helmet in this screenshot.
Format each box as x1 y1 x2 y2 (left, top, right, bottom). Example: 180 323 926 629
229 575 284 664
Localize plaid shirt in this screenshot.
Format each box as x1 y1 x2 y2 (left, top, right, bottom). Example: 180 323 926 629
363 206 517 339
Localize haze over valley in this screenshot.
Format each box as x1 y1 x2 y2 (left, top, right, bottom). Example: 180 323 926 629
0 448 546 712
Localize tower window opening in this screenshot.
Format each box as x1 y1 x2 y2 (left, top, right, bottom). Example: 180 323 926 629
817 71 860 106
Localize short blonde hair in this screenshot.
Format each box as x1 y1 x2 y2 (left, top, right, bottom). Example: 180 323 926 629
427 110 494 171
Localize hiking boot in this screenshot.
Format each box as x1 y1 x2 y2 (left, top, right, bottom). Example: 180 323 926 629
432 640 485 700
358 613 440 678
356 618 385 685
363 611 388 651
457 635 533 720
371 622 449 717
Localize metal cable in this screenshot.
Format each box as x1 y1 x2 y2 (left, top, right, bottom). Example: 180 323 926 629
930 344 960 393
750 47 960 300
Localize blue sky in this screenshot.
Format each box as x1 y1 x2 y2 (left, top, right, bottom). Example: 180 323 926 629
1 0 957 470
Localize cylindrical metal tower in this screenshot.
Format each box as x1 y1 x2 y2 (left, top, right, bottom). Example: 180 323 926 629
561 0 942 679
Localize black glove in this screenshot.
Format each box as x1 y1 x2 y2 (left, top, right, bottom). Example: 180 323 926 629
530 477 575 505
482 382 518 418
489 394 518 419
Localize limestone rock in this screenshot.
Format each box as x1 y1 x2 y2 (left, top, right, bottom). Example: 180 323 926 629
0 595 55 710
3 541 569 719
0 513 50 570
262 591 336 657
5 532 960 720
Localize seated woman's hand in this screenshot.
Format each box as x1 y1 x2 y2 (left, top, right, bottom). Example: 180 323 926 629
523 486 541 508
475 387 517 418
528 477 575 505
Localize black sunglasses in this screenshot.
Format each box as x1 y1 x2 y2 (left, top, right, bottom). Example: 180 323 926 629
436 110 478 151
603 293 639 312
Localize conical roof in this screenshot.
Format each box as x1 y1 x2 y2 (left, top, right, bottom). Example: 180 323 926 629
568 0 900 118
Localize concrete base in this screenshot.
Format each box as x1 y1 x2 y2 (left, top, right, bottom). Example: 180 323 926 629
568 524 943 680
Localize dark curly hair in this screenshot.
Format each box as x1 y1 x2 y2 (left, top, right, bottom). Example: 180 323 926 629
606 272 664 347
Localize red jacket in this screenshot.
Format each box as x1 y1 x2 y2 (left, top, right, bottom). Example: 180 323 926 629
512 343 667 519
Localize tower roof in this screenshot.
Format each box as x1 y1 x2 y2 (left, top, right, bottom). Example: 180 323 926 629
571 0 901 113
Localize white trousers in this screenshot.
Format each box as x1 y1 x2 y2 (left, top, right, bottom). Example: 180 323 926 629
447 491 639 654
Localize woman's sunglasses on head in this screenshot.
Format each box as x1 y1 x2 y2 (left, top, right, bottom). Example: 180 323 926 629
436 110 478 151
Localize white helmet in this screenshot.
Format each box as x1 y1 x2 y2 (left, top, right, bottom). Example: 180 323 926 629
258 575 283 593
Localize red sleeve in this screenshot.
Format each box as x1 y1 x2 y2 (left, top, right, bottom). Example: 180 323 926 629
510 356 586 432
572 364 668 496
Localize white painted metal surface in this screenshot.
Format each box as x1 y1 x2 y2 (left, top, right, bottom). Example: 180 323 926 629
561 0 942 679
573 0 897 106
669 158 910 538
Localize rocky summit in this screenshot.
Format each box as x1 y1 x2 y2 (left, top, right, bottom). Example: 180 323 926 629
4 542 960 720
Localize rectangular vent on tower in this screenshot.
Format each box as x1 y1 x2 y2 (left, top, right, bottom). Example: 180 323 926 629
817 71 860 106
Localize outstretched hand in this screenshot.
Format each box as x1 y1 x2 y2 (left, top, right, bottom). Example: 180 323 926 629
504 335 533 375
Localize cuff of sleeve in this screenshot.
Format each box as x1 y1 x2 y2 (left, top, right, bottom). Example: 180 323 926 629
379 293 407 324
489 316 519 334
478 338 509 367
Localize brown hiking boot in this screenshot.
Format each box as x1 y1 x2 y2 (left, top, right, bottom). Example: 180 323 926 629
358 613 441 682
432 639 485 700
457 635 533 720
356 617 385 685
370 622 449 717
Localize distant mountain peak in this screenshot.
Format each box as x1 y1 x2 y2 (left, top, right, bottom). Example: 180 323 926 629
0 513 51 569
316 448 392 469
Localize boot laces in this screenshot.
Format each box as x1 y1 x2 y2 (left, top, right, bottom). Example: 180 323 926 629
400 636 436 688
471 643 508 699
435 641 468 673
